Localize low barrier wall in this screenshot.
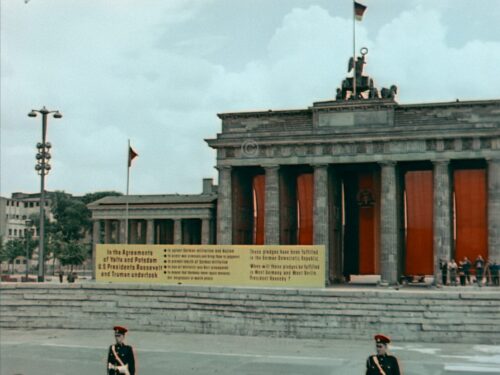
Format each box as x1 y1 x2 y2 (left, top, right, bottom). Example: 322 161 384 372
1 283 499 344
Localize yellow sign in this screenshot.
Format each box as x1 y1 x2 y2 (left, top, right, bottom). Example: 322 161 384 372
96 245 325 287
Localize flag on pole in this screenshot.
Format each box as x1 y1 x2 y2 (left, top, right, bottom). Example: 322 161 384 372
354 1 367 21
128 146 138 167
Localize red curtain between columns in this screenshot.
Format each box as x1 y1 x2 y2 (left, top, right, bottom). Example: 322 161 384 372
454 169 488 261
252 174 265 245
405 171 434 275
297 173 314 245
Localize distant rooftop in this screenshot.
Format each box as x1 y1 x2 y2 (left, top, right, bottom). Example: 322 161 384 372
88 193 217 207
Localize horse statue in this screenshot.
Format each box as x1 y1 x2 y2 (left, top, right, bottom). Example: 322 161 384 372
380 85 398 100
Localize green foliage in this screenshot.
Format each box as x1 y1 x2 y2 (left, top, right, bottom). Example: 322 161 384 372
0 239 25 271
22 190 122 268
81 191 122 205
51 191 90 241
58 241 90 269
24 236 37 259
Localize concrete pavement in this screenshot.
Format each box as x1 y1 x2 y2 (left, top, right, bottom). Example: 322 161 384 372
1 329 499 374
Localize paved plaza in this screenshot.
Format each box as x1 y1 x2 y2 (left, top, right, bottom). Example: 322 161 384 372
1 329 499 374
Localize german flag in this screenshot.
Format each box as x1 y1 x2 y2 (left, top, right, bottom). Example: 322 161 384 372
354 1 367 21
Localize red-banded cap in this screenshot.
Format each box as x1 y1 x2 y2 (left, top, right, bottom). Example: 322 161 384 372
374 334 391 344
113 326 128 335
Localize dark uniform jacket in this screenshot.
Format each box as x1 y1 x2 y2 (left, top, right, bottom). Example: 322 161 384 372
366 354 401 375
107 343 136 375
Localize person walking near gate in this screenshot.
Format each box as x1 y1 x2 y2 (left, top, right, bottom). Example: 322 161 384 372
448 259 458 286
460 257 471 285
490 259 499 286
439 258 448 286
474 255 485 287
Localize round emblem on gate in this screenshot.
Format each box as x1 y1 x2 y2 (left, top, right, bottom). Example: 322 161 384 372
357 189 375 207
241 139 259 157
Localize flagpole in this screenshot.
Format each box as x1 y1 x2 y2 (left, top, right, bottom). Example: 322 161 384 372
352 0 357 99
125 139 130 244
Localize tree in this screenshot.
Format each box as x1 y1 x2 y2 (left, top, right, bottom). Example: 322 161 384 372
51 191 90 242
81 191 122 205
30 190 122 274
29 212 53 264
0 239 25 274
58 241 90 271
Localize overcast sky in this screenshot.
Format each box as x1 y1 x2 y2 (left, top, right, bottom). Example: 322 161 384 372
1 0 499 197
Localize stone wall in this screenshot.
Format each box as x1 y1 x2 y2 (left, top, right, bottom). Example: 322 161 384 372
1 283 499 344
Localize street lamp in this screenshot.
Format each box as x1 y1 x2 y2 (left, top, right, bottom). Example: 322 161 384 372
24 219 33 281
28 106 62 282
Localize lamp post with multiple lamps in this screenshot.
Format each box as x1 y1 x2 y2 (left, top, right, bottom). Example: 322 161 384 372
28 107 62 282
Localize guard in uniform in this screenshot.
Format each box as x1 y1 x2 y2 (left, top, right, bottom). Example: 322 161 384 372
366 334 401 375
107 326 137 375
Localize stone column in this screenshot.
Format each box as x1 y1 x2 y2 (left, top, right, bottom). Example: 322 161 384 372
174 219 182 245
119 220 126 244
380 162 398 284
201 218 211 244
146 219 154 244
433 160 452 285
264 165 280 245
92 220 101 280
488 158 500 262
330 169 343 283
313 164 330 285
104 220 111 244
217 166 232 244
129 220 137 244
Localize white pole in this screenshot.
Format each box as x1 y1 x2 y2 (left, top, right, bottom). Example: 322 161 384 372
125 139 130 244
352 0 356 99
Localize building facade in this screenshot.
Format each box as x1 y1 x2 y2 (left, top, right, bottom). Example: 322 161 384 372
88 52 499 285
0 192 54 273
206 98 500 284
89 178 217 249
0 192 53 243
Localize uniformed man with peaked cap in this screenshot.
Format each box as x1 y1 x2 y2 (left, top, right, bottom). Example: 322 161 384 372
366 334 401 375
107 326 137 375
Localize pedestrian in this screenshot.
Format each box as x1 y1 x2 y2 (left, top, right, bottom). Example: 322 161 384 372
461 257 471 284
490 260 499 286
107 326 136 375
439 258 448 286
58 270 64 283
485 259 493 285
458 262 466 286
366 334 401 375
474 255 485 287
448 259 458 286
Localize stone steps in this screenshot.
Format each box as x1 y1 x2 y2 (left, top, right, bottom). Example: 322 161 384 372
1 284 499 344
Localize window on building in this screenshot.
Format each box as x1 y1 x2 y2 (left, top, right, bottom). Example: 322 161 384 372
16 202 19 207
30 202 34 208
8 229 12 235
22 215 27 220
14 229 18 236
